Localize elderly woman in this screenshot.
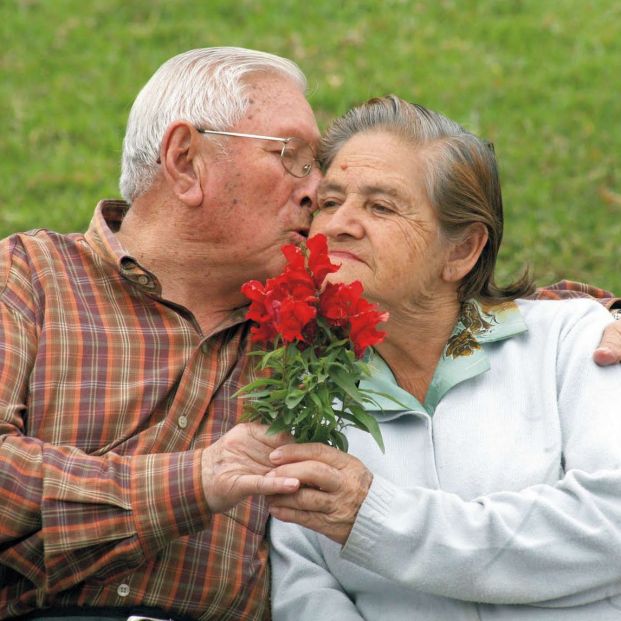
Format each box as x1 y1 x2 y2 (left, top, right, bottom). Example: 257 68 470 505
267 97 621 620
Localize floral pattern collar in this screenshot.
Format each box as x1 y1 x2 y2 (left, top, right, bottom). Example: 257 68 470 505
359 299 527 417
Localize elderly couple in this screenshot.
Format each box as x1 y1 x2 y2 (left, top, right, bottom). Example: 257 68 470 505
1 47 620 621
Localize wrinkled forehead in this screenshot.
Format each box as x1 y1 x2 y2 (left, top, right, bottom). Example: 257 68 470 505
324 132 428 179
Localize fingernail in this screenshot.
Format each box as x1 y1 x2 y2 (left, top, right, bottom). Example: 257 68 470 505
270 449 282 462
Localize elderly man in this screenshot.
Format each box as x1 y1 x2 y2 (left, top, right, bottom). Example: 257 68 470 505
0 47 319 621
0 47 619 621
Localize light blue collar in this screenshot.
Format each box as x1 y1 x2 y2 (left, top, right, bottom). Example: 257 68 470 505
359 299 527 417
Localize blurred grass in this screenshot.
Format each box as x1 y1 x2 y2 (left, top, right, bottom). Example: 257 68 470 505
1 0 619 291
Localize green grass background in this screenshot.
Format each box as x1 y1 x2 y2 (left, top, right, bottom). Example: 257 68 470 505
1 0 619 291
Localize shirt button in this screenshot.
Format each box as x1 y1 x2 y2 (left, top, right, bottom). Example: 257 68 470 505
178 415 188 429
117 583 130 597
137 275 150 286
201 342 210 354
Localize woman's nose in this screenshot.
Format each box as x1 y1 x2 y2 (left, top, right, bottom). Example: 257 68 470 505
319 200 365 239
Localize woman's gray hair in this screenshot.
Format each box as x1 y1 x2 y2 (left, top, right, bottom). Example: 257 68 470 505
319 95 533 303
120 47 307 203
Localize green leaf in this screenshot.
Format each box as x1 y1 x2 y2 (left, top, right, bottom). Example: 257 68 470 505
361 388 410 411
292 406 312 425
246 349 268 358
235 389 279 400
337 407 384 453
242 377 282 388
285 389 306 409
309 390 328 413
267 418 293 435
258 346 287 370
350 408 384 453
330 430 349 452
331 368 367 405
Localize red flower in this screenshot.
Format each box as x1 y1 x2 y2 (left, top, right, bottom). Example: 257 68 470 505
241 245 318 345
319 281 388 357
306 234 340 288
319 281 364 327
348 302 389 357
274 295 317 342
241 236 387 356
281 243 306 272
241 280 279 342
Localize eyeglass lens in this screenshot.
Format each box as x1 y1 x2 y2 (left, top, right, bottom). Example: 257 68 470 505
281 137 315 178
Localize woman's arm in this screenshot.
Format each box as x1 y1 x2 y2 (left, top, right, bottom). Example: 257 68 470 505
269 518 365 621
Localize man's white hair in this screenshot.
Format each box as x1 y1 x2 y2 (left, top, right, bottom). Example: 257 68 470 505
119 47 307 203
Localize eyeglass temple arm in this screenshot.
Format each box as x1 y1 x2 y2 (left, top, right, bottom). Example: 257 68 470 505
196 129 290 143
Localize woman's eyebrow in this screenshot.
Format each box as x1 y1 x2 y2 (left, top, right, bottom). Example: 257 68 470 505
317 180 345 194
318 181 401 198
359 184 401 198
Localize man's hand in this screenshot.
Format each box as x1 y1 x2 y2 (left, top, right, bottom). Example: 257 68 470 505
594 315 621 365
201 423 299 514
266 443 372 545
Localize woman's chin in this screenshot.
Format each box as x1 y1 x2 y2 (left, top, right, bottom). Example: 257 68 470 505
325 269 361 287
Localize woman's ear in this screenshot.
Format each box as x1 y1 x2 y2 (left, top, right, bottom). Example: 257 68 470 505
159 122 204 207
442 223 488 283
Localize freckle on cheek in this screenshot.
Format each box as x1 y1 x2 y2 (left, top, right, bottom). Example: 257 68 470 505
340 163 348 170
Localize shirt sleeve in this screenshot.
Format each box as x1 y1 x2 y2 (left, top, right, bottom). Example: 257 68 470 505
534 280 620 309
340 302 621 606
0 241 211 593
269 519 365 621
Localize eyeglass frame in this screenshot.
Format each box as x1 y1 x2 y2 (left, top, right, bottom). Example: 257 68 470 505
196 128 317 178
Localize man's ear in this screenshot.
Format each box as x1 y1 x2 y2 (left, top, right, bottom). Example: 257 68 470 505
442 223 488 283
159 122 204 207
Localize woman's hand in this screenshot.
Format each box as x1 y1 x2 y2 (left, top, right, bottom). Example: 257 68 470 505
267 443 373 545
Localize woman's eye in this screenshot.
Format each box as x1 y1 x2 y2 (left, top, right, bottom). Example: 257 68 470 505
318 199 339 210
371 203 394 215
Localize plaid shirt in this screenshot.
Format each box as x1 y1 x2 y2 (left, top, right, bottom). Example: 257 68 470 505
533 280 620 309
0 201 269 620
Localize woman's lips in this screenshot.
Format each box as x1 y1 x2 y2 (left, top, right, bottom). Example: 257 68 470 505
329 250 364 263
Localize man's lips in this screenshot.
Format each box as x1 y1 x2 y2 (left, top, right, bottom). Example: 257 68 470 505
290 230 309 244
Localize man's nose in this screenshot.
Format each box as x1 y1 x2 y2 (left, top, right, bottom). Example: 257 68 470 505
297 166 323 211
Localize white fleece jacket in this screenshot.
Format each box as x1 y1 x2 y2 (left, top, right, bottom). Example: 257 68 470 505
270 299 621 620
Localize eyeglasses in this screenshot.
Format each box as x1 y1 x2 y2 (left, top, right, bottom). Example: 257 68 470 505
196 129 317 178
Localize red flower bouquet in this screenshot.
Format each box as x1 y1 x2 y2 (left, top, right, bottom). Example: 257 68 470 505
236 234 389 452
